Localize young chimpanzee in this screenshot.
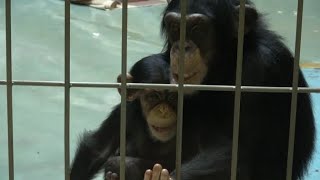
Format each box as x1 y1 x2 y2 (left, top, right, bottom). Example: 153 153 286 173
71 54 197 180
103 58 179 180
145 0 315 180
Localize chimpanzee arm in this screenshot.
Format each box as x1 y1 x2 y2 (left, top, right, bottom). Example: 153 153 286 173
104 156 159 180
70 105 121 180
170 145 235 180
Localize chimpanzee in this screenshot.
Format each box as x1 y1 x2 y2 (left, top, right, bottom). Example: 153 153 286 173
71 54 199 180
72 0 315 179
145 0 315 180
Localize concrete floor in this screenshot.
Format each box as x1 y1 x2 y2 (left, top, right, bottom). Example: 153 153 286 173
0 0 319 179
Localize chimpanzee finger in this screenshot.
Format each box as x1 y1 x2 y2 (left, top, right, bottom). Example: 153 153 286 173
151 164 163 180
105 171 112 180
111 173 118 180
160 169 170 180
144 169 152 180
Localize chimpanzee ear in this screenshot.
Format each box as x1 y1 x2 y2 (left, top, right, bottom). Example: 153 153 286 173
117 73 139 101
233 4 258 35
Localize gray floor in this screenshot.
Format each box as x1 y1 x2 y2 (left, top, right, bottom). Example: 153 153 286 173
0 0 319 179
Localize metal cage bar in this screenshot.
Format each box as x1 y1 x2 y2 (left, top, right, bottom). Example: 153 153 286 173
231 0 246 179
1 0 319 180
175 0 187 180
120 1 128 180
5 0 14 180
1 80 320 93
286 0 304 179
64 0 71 180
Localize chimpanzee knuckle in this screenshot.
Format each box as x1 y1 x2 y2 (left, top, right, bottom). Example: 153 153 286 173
111 173 119 180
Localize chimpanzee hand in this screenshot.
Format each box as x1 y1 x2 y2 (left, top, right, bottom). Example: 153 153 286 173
104 156 156 180
105 171 119 180
143 164 172 180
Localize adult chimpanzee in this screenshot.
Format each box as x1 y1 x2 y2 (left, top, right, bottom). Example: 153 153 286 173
145 0 315 180
71 54 200 180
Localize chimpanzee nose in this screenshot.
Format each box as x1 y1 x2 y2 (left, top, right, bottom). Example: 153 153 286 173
172 43 192 52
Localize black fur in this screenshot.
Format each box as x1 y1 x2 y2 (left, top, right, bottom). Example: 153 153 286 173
71 54 189 180
71 0 315 180
159 0 315 180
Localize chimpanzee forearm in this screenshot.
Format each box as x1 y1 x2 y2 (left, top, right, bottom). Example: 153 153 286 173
71 106 121 180
71 132 109 179
71 132 119 180
170 145 233 180
105 156 162 180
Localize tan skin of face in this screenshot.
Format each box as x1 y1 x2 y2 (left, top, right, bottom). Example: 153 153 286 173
140 89 177 142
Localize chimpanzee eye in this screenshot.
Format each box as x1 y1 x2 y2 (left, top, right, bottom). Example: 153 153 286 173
191 25 208 39
191 25 201 35
145 92 161 103
167 93 177 103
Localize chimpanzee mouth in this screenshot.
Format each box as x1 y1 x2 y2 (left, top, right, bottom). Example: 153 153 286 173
173 71 199 82
151 125 175 133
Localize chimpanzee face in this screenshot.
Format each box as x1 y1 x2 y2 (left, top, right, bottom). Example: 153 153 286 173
164 11 215 91
163 0 258 94
117 61 178 142
140 90 177 142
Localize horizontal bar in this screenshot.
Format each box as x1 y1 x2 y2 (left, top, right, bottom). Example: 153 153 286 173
72 82 119 88
7 81 65 86
128 83 178 90
0 80 119 88
0 80 320 93
296 87 320 93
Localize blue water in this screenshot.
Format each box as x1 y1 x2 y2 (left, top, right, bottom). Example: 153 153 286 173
0 0 319 179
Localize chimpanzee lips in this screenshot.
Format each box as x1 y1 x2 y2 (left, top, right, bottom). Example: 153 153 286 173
151 125 174 133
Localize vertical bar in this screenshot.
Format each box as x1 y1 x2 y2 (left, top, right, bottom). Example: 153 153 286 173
175 0 187 180
120 0 128 180
5 0 14 180
286 0 304 179
64 0 71 180
231 0 246 180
